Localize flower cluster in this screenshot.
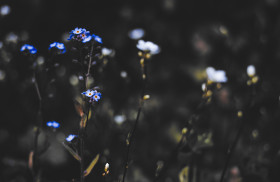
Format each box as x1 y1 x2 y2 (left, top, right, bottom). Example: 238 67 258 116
46 121 60 128
81 89 101 102
49 42 66 54
68 27 102 44
206 67 227 83
20 44 37 54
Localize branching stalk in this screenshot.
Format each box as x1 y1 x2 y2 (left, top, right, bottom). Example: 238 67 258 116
80 41 95 182
122 56 148 182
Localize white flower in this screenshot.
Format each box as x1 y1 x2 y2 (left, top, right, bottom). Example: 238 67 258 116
128 28 145 40
114 115 126 124
0 5 11 16
206 67 227 83
247 65 256 77
137 40 160 55
102 48 113 56
6 33 18 43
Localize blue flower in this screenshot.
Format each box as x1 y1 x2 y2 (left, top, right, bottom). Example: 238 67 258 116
70 28 85 35
46 121 60 128
49 42 66 54
92 91 101 102
82 89 94 97
92 34 102 44
79 31 92 43
68 27 87 41
66 134 77 142
20 44 37 54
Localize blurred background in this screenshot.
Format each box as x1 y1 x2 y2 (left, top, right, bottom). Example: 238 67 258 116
1 0 280 181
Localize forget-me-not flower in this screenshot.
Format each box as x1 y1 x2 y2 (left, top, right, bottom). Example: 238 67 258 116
92 91 101 102
66 134 77 142
46 121 60 128
81 89 101 102
20 44 37 54
82 89 95 97
92 34 102 44
49 42 66 54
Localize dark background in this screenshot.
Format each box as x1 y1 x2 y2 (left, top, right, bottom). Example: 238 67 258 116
1 0 280 181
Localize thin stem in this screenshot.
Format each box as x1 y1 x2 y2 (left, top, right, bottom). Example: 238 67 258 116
122 57 148 182
219 122 243 182
154 99 207 182
32 72 43 182
219 85 256 182
85 41 95 89
80 128 85 182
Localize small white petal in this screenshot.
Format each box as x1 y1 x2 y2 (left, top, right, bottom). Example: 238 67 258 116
201 83 206 92
247 65 256 77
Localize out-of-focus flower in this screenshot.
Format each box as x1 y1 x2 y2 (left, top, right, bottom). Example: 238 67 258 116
101 48 113 56
0 5 11 16
206 67 227 83
20 44 37 54
114 115 126 124
93 34 102 44
137 40 160 55
66 134 77 142
6 33 18 43
247 65 256 77
120 71 127 78
201 83 207 92
128 28 145 40
0 70 6 81
49 42 66 53
0 41 3 49
46 121 60 128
